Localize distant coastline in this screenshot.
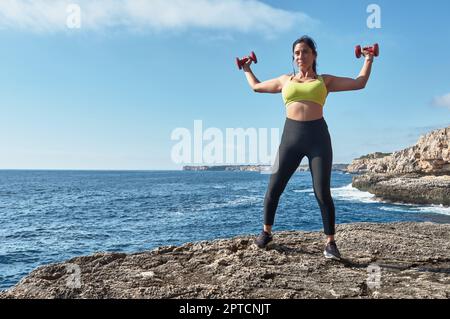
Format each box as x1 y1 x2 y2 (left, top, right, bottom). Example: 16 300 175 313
182 164 349 172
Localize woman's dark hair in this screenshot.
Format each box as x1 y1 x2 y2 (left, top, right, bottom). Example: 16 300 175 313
292 35 318 74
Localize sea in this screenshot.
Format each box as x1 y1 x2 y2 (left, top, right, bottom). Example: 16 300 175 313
1 170 449 290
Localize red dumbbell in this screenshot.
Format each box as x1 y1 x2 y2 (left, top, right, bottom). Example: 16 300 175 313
355 43 379 58
236 51 257 69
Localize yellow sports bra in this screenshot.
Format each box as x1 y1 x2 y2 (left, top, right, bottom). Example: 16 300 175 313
282 75 328 107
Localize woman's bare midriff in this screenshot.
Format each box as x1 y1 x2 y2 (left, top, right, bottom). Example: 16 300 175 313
286 101 323 121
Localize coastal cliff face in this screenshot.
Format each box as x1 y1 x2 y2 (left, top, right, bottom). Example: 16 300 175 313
348 127 450 175
352 173 450 206
1 222 449 299
348 126 450 206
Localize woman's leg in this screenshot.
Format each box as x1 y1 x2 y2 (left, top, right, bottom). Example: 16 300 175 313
308 131 335 237
263 137 304 228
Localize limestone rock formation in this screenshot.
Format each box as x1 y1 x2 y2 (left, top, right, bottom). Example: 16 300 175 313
348 126 450 205
1 222 449 299
348 127 449 175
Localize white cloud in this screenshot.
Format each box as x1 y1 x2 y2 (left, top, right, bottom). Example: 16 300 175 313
0 0 318 36
0 0 68 32
432 93 450 109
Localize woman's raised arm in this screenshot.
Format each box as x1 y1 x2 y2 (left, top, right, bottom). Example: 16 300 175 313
242 60 285 93
323 51 374 92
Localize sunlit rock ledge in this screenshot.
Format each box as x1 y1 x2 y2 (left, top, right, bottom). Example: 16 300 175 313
1 222 449 299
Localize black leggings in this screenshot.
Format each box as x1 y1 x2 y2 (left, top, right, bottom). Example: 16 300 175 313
264 117 335 235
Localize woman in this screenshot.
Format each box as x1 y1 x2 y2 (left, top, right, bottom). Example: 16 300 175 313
242 35 374 260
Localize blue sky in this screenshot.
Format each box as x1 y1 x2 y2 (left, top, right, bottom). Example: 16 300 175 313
0 0 449 170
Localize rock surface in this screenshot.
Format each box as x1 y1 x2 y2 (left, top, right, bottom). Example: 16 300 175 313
1 222 449 299
347 127 450 175
348 126 450 205
352 173 450 205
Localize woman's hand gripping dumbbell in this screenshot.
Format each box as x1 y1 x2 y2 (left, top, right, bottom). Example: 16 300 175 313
236 51 257 70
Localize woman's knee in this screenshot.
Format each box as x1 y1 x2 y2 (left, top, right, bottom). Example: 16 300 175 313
264 188 280 203
314 189 333 206
313 183 331 198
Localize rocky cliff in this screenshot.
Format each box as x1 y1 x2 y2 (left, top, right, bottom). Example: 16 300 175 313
1 222 449 299
348 127 449 175
348 126 450 205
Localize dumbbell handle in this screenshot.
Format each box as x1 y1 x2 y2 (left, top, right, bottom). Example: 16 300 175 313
355 43 379 58
236 51 257 70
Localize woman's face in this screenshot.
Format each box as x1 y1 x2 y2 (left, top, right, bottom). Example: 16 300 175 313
293 42 316 72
